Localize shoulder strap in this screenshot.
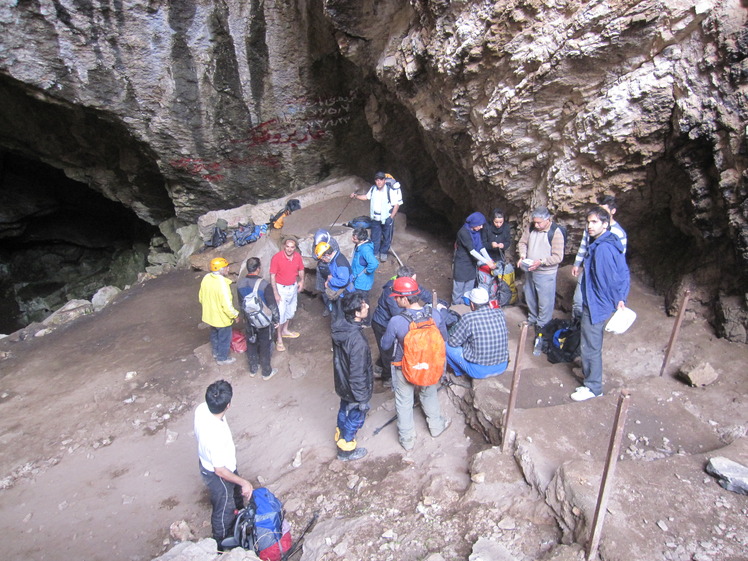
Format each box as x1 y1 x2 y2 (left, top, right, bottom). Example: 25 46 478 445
547 222 557 246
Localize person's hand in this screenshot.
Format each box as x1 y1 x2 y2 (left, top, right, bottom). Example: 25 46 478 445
297 283 303 293
488 261 497 270
528 259 541 271
617 301 626 310
491 242 499 248
357 402 371 413
349 192 356 199
240 480 253 499
571 266 580 277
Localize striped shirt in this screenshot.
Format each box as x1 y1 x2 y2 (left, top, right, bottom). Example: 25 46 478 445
574 222 627 267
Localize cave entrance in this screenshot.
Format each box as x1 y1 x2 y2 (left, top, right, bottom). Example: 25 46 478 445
0 151 158 334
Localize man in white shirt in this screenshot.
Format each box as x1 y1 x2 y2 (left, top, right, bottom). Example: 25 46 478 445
194 380 253 547
351 171 403 262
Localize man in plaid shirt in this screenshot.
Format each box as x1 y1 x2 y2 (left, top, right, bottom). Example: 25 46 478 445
446 287 510 378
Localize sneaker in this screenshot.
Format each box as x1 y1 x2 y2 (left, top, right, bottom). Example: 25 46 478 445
379 254 388 262
216 357 236 365
249 367 258 378
322 307 330 318
570 386 599 402
337 447 367 462
373 364 383 375
431 417 452 438
382 378 392 389
399 438 415 451
262 369 278 381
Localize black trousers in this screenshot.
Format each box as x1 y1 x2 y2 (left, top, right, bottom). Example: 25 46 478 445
372 320 393 381
246 324 273 376
199 463 244 544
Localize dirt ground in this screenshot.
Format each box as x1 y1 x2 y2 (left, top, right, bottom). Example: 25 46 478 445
1 206 746 561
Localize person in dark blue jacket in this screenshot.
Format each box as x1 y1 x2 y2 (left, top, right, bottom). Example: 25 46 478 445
371 265 432 387
316 242 353 318
571 206 630 402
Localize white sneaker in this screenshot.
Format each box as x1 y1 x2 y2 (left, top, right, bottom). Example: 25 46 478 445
570 386 598 402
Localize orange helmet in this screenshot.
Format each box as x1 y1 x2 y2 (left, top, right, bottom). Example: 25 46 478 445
209 257 229 272
390 276 420 297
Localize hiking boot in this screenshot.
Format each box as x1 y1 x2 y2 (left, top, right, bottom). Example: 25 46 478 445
431 417 452 438
216 357 236 365
373 364 383 376
570 386 599 402
262 369 278 381
379 254 388 262
337 447 367 461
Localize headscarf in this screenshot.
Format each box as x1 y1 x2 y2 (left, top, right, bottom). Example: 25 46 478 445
463 212 487 251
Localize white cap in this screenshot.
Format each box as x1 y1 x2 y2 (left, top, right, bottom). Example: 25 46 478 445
465 287 489 305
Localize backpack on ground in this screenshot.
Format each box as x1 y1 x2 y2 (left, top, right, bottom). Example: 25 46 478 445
540 318 581 364
234 224 267 246
243 280 273 329
393 307 446 386
344 215 372 229
222 487 292 561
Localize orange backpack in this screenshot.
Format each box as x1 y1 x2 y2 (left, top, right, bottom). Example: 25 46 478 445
393 308 446 386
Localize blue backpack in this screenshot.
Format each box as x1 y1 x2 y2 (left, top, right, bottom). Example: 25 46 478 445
222 487 291 560
233 224 268 246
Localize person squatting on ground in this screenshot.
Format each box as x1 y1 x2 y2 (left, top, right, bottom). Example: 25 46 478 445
315 240 353 319
313 228 340 317
371 265 432 388
572 195 628 320
350 171 403 262
446 287 510 379
199 257 240 365
452 212 497 306
381 276 450 451
269 238 305 352
349 227 379 298
517 206 565 336
331 291 374 462
570 206 630 402
194 380 253 546
236 257 280 381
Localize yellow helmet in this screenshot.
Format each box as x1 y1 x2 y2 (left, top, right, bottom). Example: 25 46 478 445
209 257 229 272
314 241 331 259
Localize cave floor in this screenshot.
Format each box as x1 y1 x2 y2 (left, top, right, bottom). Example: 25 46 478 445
0 223 746 561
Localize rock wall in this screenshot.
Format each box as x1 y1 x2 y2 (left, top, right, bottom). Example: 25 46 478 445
1 0 747 335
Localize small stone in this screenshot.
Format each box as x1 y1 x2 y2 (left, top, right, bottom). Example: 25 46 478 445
125 371 137 380
657 520 669 531
381 529 397 540
497 517 516 530
165 430 178 445
22 513 32 523
705 456 748 495
678 361 719 387
122 495 135 505
291 448 303 468
471 472 485 484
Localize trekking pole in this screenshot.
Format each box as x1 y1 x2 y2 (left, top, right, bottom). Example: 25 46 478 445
373 382 448 436
659 289 691 377
282 511 319 560
329 196 354 228
389 246 404 267
501 321 529 453
586 389 631 561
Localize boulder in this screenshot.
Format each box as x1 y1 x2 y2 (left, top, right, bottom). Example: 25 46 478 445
91 286 121 312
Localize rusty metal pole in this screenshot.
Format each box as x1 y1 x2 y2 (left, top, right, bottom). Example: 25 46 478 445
586 389 632 561
502 322 529 453
659 290 691 377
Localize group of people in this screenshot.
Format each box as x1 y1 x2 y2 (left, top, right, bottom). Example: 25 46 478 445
195 183 630 545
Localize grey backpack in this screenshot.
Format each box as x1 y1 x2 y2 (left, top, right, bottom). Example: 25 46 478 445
243 280 272 329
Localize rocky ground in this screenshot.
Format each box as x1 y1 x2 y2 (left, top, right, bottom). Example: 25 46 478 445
0 196 746 561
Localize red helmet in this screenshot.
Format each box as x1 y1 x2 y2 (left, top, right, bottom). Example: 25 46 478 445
390 276 420 297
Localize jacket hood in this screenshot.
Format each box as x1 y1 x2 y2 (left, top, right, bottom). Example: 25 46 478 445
593 231 625 253
331 316 361 344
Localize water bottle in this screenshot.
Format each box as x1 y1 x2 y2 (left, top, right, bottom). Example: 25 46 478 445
533 334 543 356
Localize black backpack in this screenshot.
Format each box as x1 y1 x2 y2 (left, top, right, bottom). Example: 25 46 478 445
540 318 581 364
548 222 567 248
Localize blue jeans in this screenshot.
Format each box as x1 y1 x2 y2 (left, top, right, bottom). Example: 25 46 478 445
210 326 233 361
523 270 557 329
199 463 244 544
336 399 368 447
370 217 394 255
580 306 609 396
446 344 508 379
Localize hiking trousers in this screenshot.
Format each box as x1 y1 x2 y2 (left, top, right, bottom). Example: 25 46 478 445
371 217 394 256
392 366 447 448
523 270 557 328
580 306 608 396
209 325 233 361
371 320 393 381
199 463 244 544
335 399 368 449
246 324 273 376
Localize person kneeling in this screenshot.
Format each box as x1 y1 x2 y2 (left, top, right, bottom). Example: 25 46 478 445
446 287 510 378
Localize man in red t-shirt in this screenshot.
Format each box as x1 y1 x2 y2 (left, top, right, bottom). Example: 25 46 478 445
269 238 305 352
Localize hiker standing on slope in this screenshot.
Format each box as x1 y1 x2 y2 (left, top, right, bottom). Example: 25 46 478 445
570 206 630 402
269 238 304 352
381 277 450 451
236 257 280 381
331 291 374 462
194 380 253 547
350 171 403 263
571 194 628 320
516 206 565 345
199 257 240 366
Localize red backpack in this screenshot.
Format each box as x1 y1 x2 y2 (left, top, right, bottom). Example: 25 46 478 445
393 308 446 386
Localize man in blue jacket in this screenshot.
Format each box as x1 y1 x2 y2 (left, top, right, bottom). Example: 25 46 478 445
350 228 379 296
571 206 630 402
316 241 353 318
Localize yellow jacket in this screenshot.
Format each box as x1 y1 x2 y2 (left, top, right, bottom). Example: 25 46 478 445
199 273 239 328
